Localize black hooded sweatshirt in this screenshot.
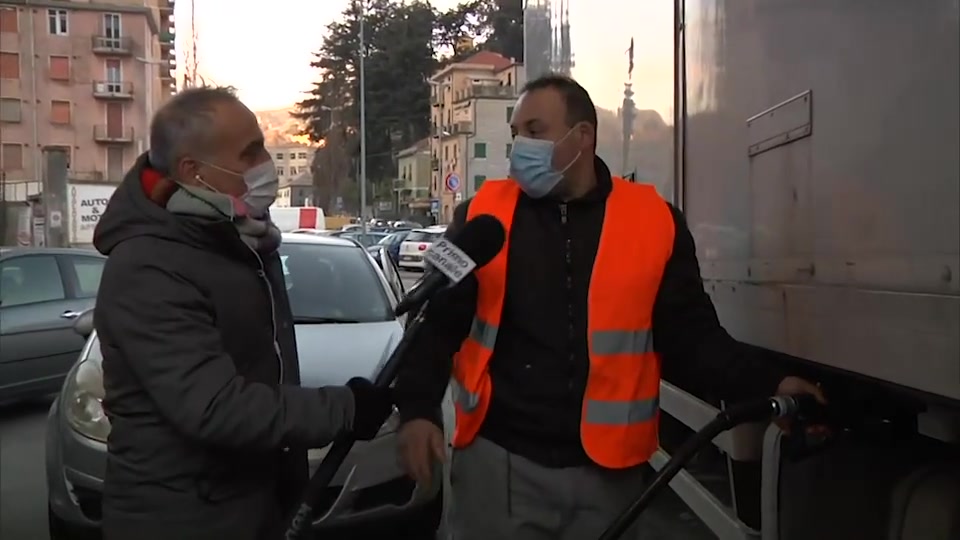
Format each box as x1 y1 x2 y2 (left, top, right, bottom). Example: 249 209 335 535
92 154 354 539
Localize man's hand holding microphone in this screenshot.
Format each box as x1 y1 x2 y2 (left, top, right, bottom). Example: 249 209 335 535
345 377 396 440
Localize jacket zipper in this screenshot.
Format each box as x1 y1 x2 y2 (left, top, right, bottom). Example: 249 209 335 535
559 203 575 392
247 247 284 385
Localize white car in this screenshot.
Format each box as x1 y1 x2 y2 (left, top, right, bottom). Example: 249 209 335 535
45 234 442 540
397 227 447 271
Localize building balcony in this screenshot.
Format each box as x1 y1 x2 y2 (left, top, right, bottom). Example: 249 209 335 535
93 125 135 144
454 84 517 103
160 31 175 49
451 121 474 135
92 81 134 99
91 36 134 55
68 170 105 182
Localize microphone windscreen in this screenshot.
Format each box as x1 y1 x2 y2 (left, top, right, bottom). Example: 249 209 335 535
449 214 506 268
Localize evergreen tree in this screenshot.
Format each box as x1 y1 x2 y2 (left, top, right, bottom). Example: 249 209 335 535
296 0 438 212
479 0 524 62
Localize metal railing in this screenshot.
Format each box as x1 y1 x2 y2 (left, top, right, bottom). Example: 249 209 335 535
455 84 517 102
91 36 133 54
91 81 134 98
93 125 134 143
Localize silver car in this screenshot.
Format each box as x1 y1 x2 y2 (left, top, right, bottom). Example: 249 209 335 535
45 233 442 539
0 247 106 405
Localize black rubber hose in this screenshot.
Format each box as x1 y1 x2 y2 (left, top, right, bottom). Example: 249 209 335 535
598 398 794 540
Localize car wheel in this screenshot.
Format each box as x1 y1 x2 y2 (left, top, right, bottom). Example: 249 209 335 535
48 504 100 540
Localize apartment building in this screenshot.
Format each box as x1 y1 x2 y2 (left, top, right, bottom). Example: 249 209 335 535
269 143 314 186
396 137 431 216
428 51 525 223
276 171 313 208
0 0 174 200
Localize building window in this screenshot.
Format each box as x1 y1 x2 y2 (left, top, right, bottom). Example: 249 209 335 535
506 106 514 123
277 166 285 176
474 175 487 191
288 152 296 159
107 147 125 181
506 143 512 158
0 97 21 123
275 152 284 161
103 13 121 39
473 142 487 159
49 55 70 81
0 7 18 33
1 143 24 170
50 100 71 125
290 166 298 175
47 9 68 36
297 152 307 159
0 52 19 79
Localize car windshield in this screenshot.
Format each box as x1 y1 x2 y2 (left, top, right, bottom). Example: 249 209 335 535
405 231 443 243
342 233 388 247
280 242 393 323
377 233 400 245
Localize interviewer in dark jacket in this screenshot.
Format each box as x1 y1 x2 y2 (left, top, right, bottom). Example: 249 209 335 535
92 87 393 540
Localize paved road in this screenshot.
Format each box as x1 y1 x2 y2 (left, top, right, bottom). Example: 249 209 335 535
0 271 714 540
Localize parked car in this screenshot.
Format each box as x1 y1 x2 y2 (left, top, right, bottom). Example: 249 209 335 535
368 230 411 265
389 221 419 230
45 234 440 540
339 231 390 248
0 247 106 405
397 228 446 271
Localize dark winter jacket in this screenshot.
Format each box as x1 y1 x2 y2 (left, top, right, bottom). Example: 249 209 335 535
93 154 355 539
394 157 786 468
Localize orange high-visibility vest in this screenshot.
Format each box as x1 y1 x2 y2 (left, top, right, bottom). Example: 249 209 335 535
450 177 676 469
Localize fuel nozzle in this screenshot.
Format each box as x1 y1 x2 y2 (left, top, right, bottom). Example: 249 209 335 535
775 393 833 460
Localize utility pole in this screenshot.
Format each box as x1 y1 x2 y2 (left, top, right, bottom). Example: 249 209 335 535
358 2 368 235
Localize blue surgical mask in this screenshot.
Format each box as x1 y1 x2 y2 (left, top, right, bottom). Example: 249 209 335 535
509 129 581 198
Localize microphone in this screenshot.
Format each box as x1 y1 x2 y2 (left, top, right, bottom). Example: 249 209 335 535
395 214 506 316
284 214 506 539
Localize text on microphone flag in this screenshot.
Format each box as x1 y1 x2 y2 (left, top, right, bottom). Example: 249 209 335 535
424 238 477 284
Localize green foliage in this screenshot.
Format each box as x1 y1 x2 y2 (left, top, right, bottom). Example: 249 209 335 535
295 0 521 211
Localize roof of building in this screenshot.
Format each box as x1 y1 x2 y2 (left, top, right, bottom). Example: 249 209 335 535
459 51 515 71
280 171 313 188
432 51 519 81
397 138 431 158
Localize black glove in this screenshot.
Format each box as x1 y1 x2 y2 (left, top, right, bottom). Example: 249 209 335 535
345 377 394 441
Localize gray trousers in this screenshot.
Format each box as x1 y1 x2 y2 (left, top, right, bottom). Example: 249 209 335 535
448 437 649 540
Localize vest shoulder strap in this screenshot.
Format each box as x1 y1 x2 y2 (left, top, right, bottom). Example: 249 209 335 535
468 179 520 220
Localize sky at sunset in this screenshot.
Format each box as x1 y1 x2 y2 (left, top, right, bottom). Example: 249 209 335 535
175 0 675 117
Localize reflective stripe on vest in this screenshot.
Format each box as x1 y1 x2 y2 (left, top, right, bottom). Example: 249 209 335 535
450 177 675 469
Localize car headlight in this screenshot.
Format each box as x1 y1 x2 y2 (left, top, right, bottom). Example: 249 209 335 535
63 356 111 443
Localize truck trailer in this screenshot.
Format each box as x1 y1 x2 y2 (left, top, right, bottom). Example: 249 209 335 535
519 0 959 538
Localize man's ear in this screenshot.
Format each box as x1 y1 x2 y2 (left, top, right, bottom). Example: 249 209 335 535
176 157 201 185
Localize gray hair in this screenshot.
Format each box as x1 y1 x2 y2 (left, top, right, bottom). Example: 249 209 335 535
148 86 240 176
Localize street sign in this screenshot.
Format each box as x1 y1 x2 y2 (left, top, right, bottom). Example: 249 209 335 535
430 199 440 213
49 210 62 229
454 192 463 202
444 173 461 192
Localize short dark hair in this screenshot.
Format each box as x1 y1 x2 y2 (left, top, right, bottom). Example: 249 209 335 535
521 74 598 132
148 86 239 176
